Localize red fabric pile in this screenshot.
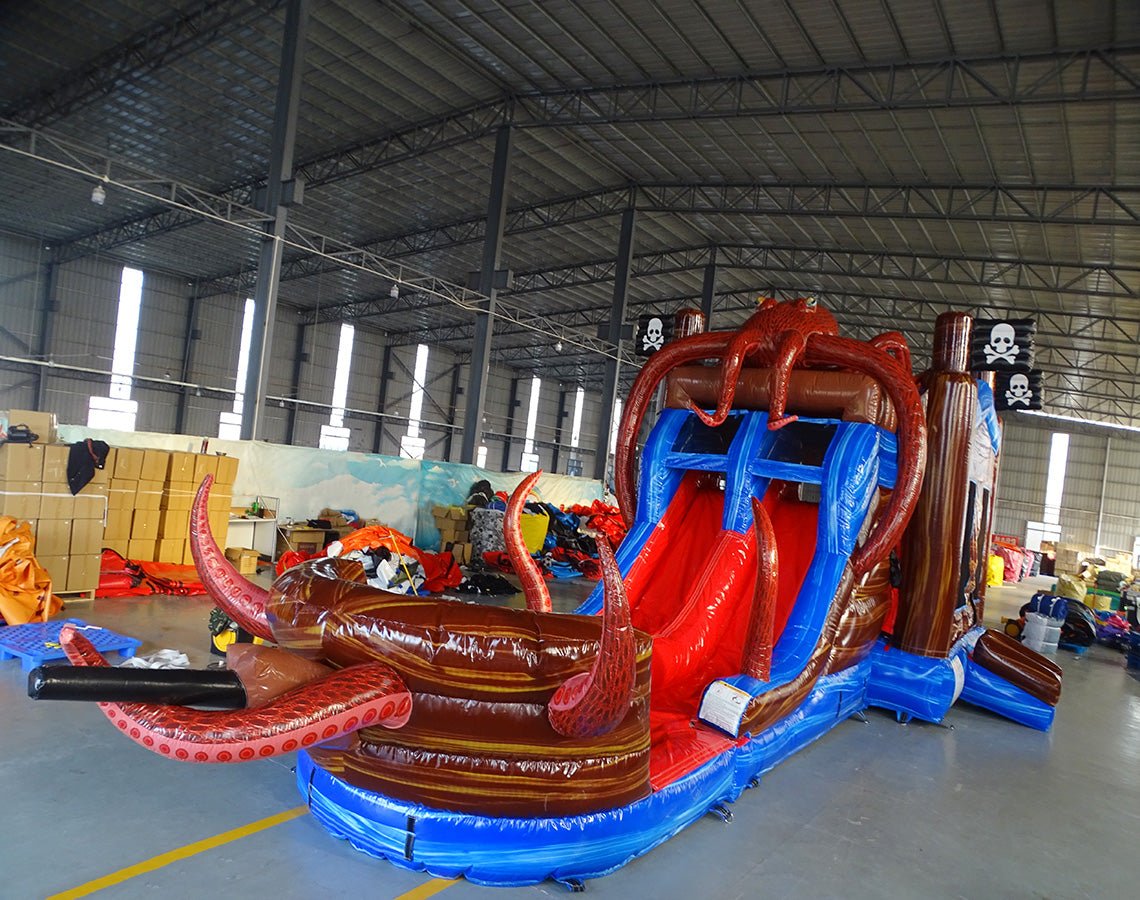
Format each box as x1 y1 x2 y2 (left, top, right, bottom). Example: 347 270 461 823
568 500 628 549
96 549 207 597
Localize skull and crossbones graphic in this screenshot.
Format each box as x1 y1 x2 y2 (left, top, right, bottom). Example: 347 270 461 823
1005 373 1032 406
642 317 665 353
984 322 1019 366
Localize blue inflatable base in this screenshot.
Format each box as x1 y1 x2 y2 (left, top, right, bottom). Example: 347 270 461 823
866 628 1055 731
296 659 871 887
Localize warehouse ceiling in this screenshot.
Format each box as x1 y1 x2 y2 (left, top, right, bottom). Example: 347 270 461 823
2 0 1139 423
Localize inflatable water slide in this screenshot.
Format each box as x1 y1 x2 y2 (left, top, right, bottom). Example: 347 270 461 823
30 301 1061 887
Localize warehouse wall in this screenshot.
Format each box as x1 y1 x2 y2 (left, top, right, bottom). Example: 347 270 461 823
0 231 46 410
994 416 1140 555
1 232 618 476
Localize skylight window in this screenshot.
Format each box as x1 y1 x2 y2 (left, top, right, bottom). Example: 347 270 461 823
609 397 623 456
319 323 355 451
1043 432 1069 526
570 387 585 449
88 266 143 431
520 376 541 472
219 298 255 440
399 343 430 459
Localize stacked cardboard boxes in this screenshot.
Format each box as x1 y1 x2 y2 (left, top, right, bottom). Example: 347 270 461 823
0 440 107 593
156 451 237 564
433 505 473 565
104 449 238 563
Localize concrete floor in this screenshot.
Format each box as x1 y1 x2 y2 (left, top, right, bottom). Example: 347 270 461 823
2 574 1138 899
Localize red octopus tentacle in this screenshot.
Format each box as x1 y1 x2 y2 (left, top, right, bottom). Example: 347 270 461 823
804 334 927 577
505 470 551 613
688 326 766 428
616 331 731 525
547 540 636 738
742 497 779 681
60 625 411 762
189 475 274 641
765 330 808 431
870 331 913 373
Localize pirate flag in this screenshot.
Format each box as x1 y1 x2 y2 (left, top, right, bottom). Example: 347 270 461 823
994 369 1044 411
970 318 1036 372
634 313 674 357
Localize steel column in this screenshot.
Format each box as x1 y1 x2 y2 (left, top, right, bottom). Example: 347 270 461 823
700 247 717 327
284 322 308 445
173 287 201 434
460 125 513 463
442 364 462 461
500 376 520 471
593 207 637 482
551 388 568 473
240 0 309 441
371 344 394 454
34 258 57 410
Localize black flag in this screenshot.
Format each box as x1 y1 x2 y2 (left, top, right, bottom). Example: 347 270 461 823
993 369 1044 411
970 319 1036 372
634 314 674 357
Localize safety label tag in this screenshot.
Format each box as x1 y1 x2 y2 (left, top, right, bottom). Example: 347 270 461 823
698 680 752 736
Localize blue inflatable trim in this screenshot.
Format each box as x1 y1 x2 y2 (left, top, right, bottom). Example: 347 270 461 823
296 660 871 887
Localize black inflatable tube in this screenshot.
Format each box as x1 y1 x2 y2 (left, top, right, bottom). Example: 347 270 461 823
28 666 248 709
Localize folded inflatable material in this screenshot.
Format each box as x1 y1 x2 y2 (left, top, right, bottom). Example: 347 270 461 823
28 665 247 708
971 629 1061 706
986 554 1004 587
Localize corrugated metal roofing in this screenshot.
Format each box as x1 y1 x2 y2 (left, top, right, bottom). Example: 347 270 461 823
1 0 1139 416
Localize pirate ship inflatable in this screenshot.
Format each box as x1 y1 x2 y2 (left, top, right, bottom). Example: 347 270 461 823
34 303 1060 886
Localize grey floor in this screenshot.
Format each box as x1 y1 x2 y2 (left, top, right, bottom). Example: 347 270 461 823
2 574 1138 899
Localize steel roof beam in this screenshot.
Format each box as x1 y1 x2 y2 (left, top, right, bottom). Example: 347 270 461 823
3 0 285 129
507 243 1139 301
48 46 1140 263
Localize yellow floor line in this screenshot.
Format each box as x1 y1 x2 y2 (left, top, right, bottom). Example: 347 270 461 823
393 878 461 900
47 805 309 900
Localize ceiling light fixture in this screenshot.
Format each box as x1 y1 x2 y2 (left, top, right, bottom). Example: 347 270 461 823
389 283 400 299
90 183 106 205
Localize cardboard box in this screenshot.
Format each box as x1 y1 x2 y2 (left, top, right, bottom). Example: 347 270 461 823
0 443 44 482
134 480 164 511
104 538 129 558
73 493 107 520
113 448 144 480
167 451 197 484
277 526 325 556
127 539 156 561
225 546 259 575
39 489 75 519
140 450 169 482
108 479 138 510
182 541 196 566
209 512 229 543
37 554 69 587
70 518 104 555
1 482 42 519
214 455 239 485
161 486 194 511
36 518 72 556
104 507 132 541
158 509 190 540
207 490 232 513
156 538 183 563
131 509 159 540
193 454 218 483
66 554 101 592
41 443 71 487
5 409 57 444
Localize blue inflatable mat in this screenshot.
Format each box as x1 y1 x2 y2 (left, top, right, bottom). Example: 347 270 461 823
0 618 141 672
